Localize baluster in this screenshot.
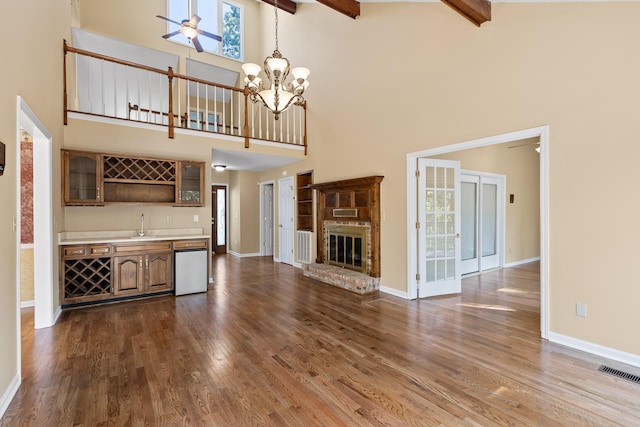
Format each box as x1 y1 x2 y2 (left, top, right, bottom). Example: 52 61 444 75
205 84 209 132
224 89 233 135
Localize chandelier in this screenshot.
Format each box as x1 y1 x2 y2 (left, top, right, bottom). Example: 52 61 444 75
241 0 309 120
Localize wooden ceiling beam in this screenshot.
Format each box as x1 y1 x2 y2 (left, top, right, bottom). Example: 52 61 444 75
441 0 491 27
260 0 297 15
316 0 360 19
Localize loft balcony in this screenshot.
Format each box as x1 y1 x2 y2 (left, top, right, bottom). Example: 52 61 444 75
63 40 308 156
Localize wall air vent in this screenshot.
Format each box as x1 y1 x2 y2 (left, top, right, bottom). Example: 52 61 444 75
598 365 640 384
333 208 358 218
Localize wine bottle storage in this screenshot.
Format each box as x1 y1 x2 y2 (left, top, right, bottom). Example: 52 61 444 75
64 257 112 300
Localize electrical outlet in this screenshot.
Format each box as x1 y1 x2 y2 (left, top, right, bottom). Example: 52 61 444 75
193 214 199 222
166 215 172 223
576 303 587 318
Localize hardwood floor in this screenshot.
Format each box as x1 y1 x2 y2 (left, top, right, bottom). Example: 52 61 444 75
3 257 640 426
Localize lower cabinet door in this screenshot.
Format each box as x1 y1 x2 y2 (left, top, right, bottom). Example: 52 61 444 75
145 252 174 293
113 255 144 296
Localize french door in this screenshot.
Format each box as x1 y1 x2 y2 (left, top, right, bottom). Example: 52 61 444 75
417 158 462 298
211 185 227 254
460 172 504 275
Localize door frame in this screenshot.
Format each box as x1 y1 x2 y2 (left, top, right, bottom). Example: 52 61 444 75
259 180 275 256
17 97 56 331
210 183 228 254
406 126 549 339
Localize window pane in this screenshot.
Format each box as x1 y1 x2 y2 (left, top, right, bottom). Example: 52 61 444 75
168 0 191 46
461 182 476 261
223 2 242 60
197 0 219 53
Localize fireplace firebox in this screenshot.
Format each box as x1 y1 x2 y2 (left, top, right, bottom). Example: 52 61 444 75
325 225 368 274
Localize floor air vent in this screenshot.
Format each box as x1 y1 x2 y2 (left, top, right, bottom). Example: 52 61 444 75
598 365 640 384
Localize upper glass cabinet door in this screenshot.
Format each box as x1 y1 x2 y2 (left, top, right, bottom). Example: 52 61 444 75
177 161 204 205
64 151 102 205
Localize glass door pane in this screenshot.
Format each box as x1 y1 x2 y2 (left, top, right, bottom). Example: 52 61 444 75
461 182 477 262
482 183 497 257
216 188 226 246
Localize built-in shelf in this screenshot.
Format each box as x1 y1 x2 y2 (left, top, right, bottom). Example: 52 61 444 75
296 170 314 231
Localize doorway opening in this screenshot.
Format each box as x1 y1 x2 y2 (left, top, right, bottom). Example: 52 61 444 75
211 184 228 255
17 97 56 332
406 126 549 339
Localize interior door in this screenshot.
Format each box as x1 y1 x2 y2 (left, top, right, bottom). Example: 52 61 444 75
278 177 295 265
417 158 461 297
261 183 274 256
211 185 227 254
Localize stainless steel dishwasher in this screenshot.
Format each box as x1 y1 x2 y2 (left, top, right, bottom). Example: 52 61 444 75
174 247 208 296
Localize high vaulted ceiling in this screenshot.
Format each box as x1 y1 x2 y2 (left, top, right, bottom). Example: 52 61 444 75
260 0 491 26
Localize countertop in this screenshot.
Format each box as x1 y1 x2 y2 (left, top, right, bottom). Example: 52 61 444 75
58 228 210 246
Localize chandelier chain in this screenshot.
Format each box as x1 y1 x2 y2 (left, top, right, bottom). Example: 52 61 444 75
274 0 279 51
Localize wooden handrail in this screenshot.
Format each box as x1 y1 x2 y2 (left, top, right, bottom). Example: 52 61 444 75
172 71 245 94
64 43 169 76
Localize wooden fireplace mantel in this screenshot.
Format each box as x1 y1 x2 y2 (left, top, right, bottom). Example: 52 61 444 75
311 176 384 278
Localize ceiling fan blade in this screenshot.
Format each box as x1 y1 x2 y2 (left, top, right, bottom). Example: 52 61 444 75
156 15 184 26
197 29 222 42
162 30 182 39
190 14 201 26
192 36 203 53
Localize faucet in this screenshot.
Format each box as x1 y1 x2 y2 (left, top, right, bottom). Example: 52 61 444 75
137 213 147 237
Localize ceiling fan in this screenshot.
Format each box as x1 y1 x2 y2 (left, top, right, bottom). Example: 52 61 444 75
156 14 222 53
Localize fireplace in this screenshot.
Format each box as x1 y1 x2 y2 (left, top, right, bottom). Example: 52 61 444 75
303 176 383 294
325 224 368 274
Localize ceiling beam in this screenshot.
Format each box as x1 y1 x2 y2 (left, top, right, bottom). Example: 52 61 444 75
441 0 491 27
260 0 297 15
316 0 360 19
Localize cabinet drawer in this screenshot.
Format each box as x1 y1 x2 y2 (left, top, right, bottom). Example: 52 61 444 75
90 245 111 256
173 240 208 250
63 246 87 257
113 241 173 254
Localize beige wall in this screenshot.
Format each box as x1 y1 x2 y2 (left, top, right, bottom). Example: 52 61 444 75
79 0 262 78
433 139 541 264
20 248 35 304
0 0 69 408
268 2 640 355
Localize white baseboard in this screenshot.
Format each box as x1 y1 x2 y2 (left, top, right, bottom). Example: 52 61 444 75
0 373 21 420
548 332 640 369
20 300 35 308
53 306 62 325
504 256 541 268
227 251 261 258
380 285 410 299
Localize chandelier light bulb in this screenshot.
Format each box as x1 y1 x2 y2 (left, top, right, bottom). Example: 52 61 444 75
242 63 261 79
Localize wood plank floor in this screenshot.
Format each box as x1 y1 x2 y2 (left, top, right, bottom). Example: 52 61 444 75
3 257 640 426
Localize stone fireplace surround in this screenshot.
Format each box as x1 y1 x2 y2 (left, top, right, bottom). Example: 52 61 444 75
302 176 383 294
